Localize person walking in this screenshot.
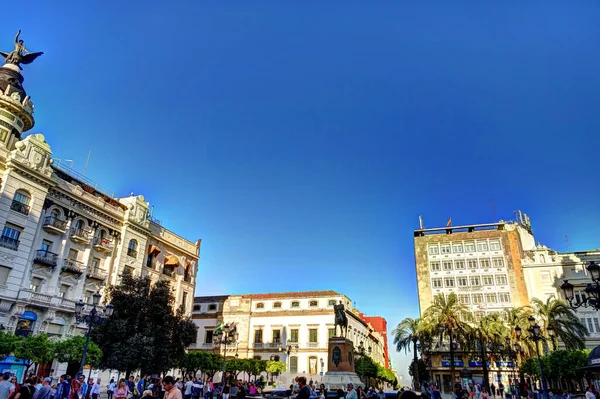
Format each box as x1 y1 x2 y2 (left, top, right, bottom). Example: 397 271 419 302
162 378 181 399
114 380 129 399
14 378 36 399
0 373 15 399
346 384 358 399
32 378 52 399
89 381 100 399
586 386 596 399
490 385 496 398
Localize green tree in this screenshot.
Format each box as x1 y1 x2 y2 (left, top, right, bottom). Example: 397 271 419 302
407 359 429 387
226 358 246 380
0 331 21 360
91 274 197 376
355 355 378 387
201 353 225 378
54 336 103 377
266 361 286 384
531 297 588 350
393 317 426 389
13 333 54 382
467 313 507 392
247 359 267 381
423 293 471 384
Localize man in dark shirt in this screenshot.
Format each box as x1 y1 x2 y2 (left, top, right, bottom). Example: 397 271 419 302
296 377 311 399
14 378 36 399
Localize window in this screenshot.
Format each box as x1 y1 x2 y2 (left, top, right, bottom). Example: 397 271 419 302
498 293 511 303
428 245 439 255
58 285 69 298
477 241 489 252
146 254 153 268
273 302 282 309
208 304 217 311
540 254 546 263
489 240 501 251
291 301 300 308
328 328 335 338
472 294 484 304
575 290 587 304
454 260 465 270
68 249 79 260
328 300 336 306
75 219 86 230
309 300 318 307
309 329 318 343
540 272 552 283
11 190 31 215
1 223 22 250
290 328 299 343
205 330 214 344
272 329 281 343
432 278 443 288
0 266 10 286
430 261 441 271
485 293 497 303
459 295 470 305
444 277 455 288
40 240 52 252
84 291 95 305
442 261 453 271
482 275 494 286
587 319 594 333
464 242 476 252
479 258 491 268
495 275 508 285
290 356 298 373
440 244 451 254
452 244 463 253
457 277 469 287
182 292 188 311
91 257 101 270
467 259 478 269
127 239 138 257
193 304 201 312
254 329 263 344
30 277 43 292
470 276 481 287
474 312 486 322
256 302 265 309
492 258 504 268
594 318 600 333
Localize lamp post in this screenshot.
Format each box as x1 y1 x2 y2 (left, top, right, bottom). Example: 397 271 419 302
320 357 324 377
546 326 557 351
516 317 548 399
502 337 520 398
75 292 114 376
561 261 600 310
213 323 239 385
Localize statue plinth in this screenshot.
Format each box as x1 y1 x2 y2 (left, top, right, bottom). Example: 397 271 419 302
321 337 364 390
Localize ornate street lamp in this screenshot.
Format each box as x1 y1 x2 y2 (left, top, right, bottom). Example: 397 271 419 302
75 292 114 376
561 262 600 310
516 318 548 399
213 323 239 384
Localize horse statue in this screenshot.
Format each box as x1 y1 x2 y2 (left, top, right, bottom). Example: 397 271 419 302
334 300 348 337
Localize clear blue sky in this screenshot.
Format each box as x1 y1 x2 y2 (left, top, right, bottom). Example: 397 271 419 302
10 1 600 381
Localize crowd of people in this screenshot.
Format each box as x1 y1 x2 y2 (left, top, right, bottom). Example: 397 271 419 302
0 372 100 399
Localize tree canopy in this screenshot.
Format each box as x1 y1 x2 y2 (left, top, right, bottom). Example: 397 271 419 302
54 336 102 376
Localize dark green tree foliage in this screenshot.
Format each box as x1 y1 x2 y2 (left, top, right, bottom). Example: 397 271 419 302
92 274 197 375
0 331 21 360
13 334 54 382
408 359 430 385
54 336 102 377
355 356 378 379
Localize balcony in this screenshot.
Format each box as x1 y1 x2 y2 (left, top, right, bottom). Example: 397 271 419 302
62 258 84 274
43 216 67 235
70 228 90 244
10 200 30 216
34 250 58 267
201 343 215 349
127 248 137 258
267 342 282 349
59 297 76 310
87 268 107 281
18 289 53 304
0 235 19 251
92 237 113 253
254 342 264 349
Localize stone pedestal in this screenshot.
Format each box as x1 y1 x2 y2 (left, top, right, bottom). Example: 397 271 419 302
321 337 365 389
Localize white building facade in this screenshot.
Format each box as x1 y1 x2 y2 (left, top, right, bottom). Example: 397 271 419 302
0 60 200 378
191 291 388 385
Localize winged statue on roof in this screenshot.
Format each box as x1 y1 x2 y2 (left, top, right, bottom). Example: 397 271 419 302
0 30 43 70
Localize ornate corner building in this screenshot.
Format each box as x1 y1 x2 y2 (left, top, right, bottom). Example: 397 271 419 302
0 58 201 339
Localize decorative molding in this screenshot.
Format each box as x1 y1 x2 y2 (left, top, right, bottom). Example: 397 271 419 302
0 251 16 264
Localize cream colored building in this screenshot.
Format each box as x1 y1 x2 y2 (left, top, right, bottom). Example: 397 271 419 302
522 245 600 348
0 61 200 347
191 291 388 385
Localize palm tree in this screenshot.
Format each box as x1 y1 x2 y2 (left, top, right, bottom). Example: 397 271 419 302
469 313 508 391
502 306 536 358
531 297 588 350
423 293 472 385
393 317 426 390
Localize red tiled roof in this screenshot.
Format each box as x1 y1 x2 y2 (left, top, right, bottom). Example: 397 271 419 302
242 290 340 300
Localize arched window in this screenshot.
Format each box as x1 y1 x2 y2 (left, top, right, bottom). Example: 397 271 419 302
273 302 282 309
75 219 85 230
11 190 31 215
256 302 265 309
50 208 60 219
540 254 546 263
127 239 138 257
291 301 300 308
309 300 318 307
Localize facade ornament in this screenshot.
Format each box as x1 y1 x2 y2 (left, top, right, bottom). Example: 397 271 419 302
0 30 44 70
10 91 21 102
0 251 16 264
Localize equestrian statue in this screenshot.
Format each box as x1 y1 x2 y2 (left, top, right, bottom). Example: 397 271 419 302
334 300 348 337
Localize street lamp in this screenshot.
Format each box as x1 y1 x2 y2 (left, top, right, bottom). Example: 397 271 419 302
561 262 600 310
516 318 548 399
213 323 239 384
546 326 557 351
75 292 114 376
320 357 324 376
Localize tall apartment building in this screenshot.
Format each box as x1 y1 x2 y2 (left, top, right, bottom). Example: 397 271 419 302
522 245 600 348
414 215 534 318
191 291 388 385
0 52 200 365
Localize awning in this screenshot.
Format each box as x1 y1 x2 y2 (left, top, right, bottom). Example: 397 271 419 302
148 245 161 255
20 311 37 321
164 254 179 267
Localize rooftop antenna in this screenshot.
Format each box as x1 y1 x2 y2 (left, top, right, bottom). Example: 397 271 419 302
565 235 571 252
83 149 92 176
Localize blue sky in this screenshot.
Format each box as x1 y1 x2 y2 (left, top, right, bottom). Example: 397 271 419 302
10 1 600 381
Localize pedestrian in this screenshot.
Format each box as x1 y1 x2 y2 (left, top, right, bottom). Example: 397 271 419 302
162 377 182 399
295 378 310 399
107 379 116 399
490 384 496 398
191 380 201 399
234 384 244 399
346 384 358 399
114 380 128 399
222 384 230 399
0 373 15 399
183 378 193 399
9 377 20 399
586 386 596 399
54 376 70 399
89 381 100 399
32 378 52 399
14 378 36 399
141 391 154 399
